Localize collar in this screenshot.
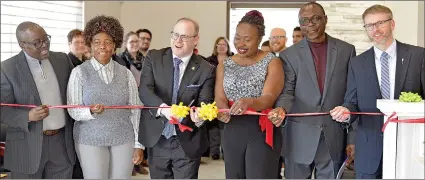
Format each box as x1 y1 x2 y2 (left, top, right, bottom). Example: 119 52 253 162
172 52 193 66
90 57 114 71
374 39 397 59
24 52 47 63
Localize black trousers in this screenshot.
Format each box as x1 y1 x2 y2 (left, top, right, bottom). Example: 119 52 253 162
72 156 84 179
222 115 282 179
147 136 201 179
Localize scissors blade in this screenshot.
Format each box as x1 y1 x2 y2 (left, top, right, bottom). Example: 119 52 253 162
188 99 195 107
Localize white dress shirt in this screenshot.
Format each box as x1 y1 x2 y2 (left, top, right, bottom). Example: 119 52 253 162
157 53 192 115
374 39 397 100
156 52 205 126
67 58 144 149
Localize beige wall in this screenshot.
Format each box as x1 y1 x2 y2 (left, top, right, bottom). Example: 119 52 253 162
120 1 227 56
84 1 227 56
319 1 424 54
83 1 423 55
418 1 424 47
83 1 121 25
384 1 423 47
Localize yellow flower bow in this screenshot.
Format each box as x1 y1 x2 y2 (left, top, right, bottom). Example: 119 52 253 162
171 102 190 118
198 102 218 121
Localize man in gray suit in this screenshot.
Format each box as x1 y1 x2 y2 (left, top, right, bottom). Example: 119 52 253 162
0 22 75 179
268 2 356 178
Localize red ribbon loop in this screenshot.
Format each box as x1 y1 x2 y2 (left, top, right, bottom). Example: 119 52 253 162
228 101 274 149
170 117 193 132
381 112 425 132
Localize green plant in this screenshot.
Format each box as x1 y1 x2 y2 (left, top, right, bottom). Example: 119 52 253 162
399 92 423 102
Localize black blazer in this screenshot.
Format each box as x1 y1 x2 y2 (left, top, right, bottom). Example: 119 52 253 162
138 47 216 158
343 41 425 174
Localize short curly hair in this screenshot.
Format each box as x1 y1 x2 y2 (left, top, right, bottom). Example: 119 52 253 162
83 15 124 48
238 10 265 38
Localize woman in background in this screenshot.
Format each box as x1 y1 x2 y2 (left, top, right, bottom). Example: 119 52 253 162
67 29 89 67
67 15 144 179
118 31 148 175
118 31 145 87
203 37 233 160
206 37 233 66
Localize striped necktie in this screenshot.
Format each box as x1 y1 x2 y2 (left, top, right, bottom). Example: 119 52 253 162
380 52 390 99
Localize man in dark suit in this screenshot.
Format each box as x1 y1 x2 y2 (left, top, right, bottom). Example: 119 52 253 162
138 17 215 179
0 22 75 179
268 2 357 178
331 4 425 179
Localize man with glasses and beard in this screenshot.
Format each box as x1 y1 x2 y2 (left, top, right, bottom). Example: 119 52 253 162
1 21 75 179
331 4 425 179
268 2 357 178
138 18 215 179
136 29 152 57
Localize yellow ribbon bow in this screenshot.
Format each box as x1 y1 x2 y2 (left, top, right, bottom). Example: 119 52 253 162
198 102 218 121
171 102 191 119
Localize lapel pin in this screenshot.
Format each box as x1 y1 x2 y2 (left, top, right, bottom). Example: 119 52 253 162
191 66 195 70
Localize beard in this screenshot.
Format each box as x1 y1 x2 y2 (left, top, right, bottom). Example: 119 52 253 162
368 31 392 46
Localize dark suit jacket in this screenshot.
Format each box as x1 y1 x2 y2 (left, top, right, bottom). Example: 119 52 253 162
138 47 216 158
275 35 356 164
0 51 76 174
343 41 425 174
112 53 128 68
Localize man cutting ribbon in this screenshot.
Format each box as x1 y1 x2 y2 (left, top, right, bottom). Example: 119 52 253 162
137 17 216 179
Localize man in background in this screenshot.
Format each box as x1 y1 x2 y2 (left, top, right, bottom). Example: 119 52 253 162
292 26 304 44
269 28 288 56
261 40 271 52
136 29 152 56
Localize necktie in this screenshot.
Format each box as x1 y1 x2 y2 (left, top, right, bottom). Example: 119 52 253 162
162 58 183 139
380 52 390 99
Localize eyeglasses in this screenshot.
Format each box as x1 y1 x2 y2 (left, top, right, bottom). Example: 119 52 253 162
20 34 51 49
216 44 227 47
170 31 197 42
299 15 326 26
269 36 286 41
92 39 114 47
363 19 392 31
140 37 151 42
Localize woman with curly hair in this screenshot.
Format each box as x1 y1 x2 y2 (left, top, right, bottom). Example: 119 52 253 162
214 10 285 178
66 15 144 179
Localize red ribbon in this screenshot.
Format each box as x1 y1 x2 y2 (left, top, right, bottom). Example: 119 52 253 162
170 116 193 132
228 101 274 149
2 103 423 133
381 112 425 132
